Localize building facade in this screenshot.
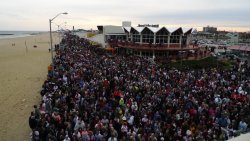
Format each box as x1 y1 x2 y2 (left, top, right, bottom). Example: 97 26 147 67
226 32 239 45
203 26 217 33
97 23 210 61
98 26 194 48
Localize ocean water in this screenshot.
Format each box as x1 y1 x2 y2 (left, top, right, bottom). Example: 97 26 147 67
0 31 45 39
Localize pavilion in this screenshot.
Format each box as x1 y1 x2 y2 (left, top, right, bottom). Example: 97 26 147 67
97 23 210 61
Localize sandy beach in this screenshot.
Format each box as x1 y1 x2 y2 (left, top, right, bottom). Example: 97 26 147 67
229 133 250 141
0 33 58 141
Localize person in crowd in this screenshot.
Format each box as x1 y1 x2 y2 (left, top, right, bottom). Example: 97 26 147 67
29 112 37 130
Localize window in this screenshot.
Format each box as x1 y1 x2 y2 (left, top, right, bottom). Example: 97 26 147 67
182 36 187 46
156 35 168 43
142 34 154 43
132 34 140 42
156 28 169 44
130 28 140 43
141 28 154 43
170 35 180 43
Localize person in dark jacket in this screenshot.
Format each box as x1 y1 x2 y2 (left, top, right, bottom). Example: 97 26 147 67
29 112 37 130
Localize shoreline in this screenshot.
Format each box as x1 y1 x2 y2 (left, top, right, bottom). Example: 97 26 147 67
0 31 49 40
0 34 14 35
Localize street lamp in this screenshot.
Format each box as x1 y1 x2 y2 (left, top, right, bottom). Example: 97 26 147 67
49 12 68 76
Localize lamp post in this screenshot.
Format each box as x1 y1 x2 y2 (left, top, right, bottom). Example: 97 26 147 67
49 12 68 76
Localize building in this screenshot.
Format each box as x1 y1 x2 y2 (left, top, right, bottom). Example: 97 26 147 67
226 32 239 45
122 21 131 27
97 22 210 61
98 23 194 47
203 26 217 33
239 32 250 44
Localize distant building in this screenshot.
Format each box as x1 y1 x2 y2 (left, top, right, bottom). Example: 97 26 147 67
122 21 131 27
239 32 250 44
226 32 239 45
203 26 217 33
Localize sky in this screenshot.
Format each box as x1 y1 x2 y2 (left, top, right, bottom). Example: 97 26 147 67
0 0 250 32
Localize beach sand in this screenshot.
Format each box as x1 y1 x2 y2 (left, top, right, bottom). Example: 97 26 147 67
229 133 250 141
0 33 58 141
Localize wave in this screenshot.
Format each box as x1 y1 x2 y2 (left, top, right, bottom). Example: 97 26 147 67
0 31 45 39
0 34 14 36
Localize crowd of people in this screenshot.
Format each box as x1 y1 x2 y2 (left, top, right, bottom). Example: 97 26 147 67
29 33 250 141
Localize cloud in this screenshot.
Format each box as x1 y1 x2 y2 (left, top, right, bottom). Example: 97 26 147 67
0 0 250 31
138 9 250 27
